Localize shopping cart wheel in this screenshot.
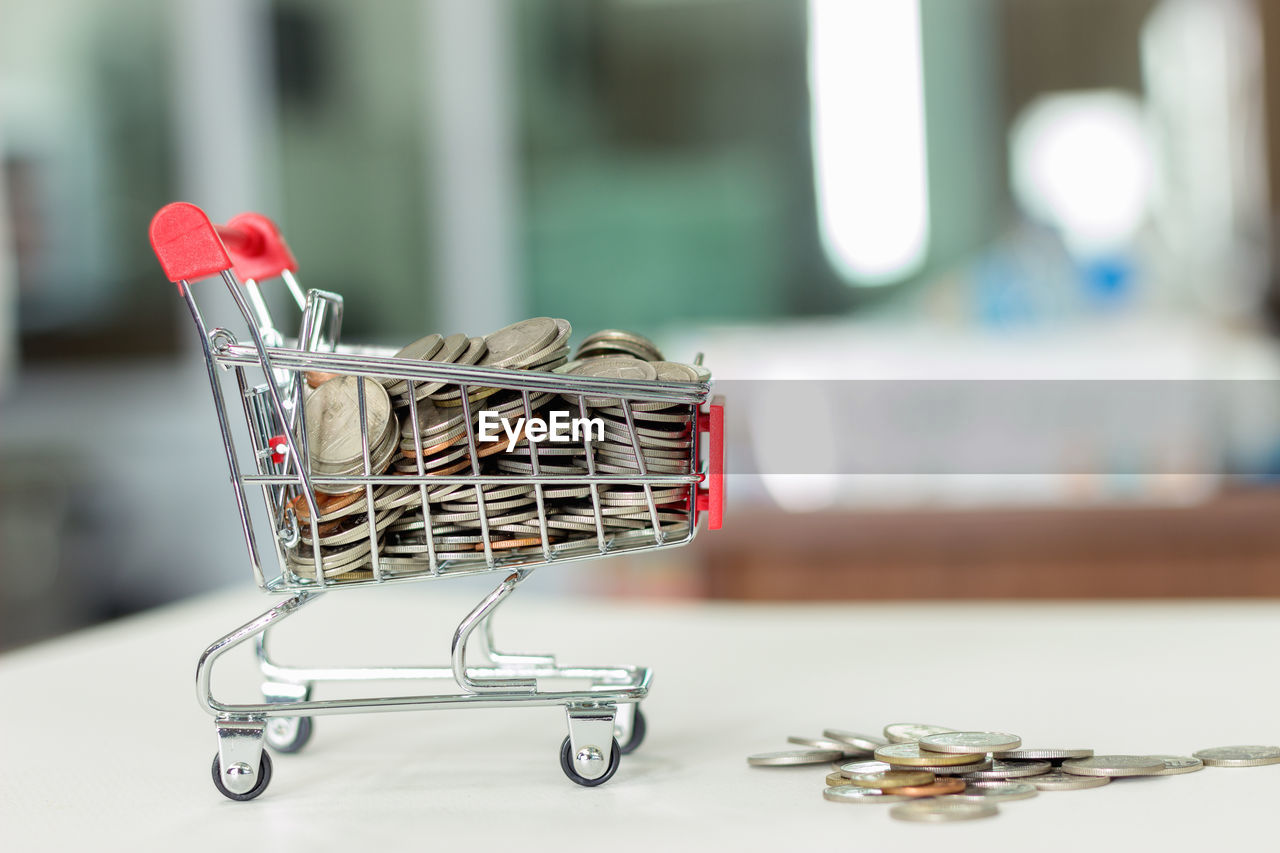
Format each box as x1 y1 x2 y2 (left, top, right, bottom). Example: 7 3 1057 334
265 716 313 754
617 708 647 755
211 750 273 802
559 736 622 787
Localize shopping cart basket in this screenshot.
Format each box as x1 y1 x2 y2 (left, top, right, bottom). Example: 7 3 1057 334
149 202 725 801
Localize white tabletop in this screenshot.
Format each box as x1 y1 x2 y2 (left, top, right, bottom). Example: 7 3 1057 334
3 577 1277 852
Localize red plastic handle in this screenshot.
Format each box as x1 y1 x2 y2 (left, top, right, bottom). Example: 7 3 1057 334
149 202 297 285
696 396 725 530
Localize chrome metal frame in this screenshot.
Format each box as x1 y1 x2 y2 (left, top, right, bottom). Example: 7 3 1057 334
179 267 711 798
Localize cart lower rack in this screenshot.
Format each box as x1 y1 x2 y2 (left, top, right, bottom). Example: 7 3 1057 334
150 202 725 800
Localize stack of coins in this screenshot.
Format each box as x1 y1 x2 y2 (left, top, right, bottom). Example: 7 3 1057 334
304 376 400 493
748 721 1280 824
574 329 665 362
283 321 708 579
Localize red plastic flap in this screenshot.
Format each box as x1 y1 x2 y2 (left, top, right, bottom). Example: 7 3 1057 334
223 212 298 282
149 203 297 286
149 202 232 283
697 396 725 530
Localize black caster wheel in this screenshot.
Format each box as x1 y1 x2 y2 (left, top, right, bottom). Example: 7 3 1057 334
265 716 313 754
618 708 646 755
211 750 273 802
559 736 621 787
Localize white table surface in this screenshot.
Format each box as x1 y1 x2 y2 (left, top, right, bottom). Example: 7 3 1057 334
3 578 1279 852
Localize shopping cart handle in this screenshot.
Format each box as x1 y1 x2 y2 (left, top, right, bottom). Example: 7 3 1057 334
696 396 725 530
149 202 297 285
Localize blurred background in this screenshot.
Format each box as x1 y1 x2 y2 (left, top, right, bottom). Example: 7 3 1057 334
4 0 1280 649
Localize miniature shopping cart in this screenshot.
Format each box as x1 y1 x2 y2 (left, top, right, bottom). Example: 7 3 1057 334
149 202 724 801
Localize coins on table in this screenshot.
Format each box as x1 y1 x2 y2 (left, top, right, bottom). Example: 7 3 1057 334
823 787 910 804
757 720 1279 825
1060 756 1166 777
1029 769 1111 791
883 778 966 797
1192 745 1280 767
884 723 955 744
845 770 935 790
836 759 892 777
823 730 887 752
917 758 995 775
747 749 843 767
875 743 987 767
995 748 1093 761
890 800 998 823
955 781 1038 802
1149 756 1204 775
787 736 865 757
283 321 708 579
919 731 1022 755
962 759 1051 780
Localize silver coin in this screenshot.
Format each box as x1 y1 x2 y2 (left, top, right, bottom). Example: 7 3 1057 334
440 496 535 515
822 730 887 752
303 506 405 548
787 736 866 757
594 405 692 423
312 433 400 495
301 484 420 524
994 748 1093 761
400 395 467 439
517 321 572 367
286 537 372 577
890 800 998 823
954 781 1038 802
388 333 480 399
1029 769 1111 791
1193 745 1280 767
823 786 910 804
597 487 690 505
578 329 664 361
305 376 395 467
885 723 956 744
481 317 560 368
564 357 659 406
919 731 1022 755
1149 755 1205 775
837 759 893 778
594 441 690 461
917 758 994 776
577 343 660 364
962 759 1050 779
389 332 444 364
1061 755 1166 777
747 749 842 767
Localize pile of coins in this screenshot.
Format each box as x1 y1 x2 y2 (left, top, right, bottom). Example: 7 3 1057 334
283 318 707 579
748 722 1280 824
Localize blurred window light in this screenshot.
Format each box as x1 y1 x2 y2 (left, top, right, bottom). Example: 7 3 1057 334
1141 0 1270 316
808 0 929 286
1009 91 1154 257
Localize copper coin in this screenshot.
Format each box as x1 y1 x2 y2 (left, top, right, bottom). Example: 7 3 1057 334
479 537 545 551
306 371 341 388
881 777 966 797
401 433 465 459
290 490 361 522
425 458 475 477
